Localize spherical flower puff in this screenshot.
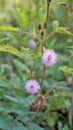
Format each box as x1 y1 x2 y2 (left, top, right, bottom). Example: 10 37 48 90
28 40 36 49
42 50 57 67
25 80 40 94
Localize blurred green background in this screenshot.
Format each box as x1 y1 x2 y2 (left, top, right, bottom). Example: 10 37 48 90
0 0 73 130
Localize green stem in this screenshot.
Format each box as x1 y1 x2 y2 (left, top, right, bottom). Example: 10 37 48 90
40 37 46 89
41 65 46 88
46 2 50 22
46 0 51 23
41 37 44 54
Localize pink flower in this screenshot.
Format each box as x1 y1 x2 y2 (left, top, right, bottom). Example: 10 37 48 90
42 50 57 67
28 40 36 49
25 80 40 94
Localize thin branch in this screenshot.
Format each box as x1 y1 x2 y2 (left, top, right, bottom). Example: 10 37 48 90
45 86 57 97
44 31 56 42
19 29 41 38
40 38 46 89
40 66 46 89
58 55 73 63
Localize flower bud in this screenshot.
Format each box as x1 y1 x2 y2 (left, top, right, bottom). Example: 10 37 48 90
52 85 57 89
67 76 73 85
31 100 36 105
36 93 42 99
47 0 51 3
53 20 59 30
41 30 44 36
28 40 36 49
44 22 48 29
38 24 42 30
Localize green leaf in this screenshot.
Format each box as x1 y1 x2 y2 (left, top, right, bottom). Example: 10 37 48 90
3 95 28 105
57 2 67 6
0 44 33 59
12 122 26 130
0 37 10 43
59 66 73 74
0 44 40 60
0 80 10 88
31 51 42 59
56 27 73 35
47 116 55 127
64 99 71 108
0 26 19 31
70 49 73 55
4 95 20 103
29 123 44 130
16 8 29 28
0 115 13 129
13 59 28 71
0 44 21 57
